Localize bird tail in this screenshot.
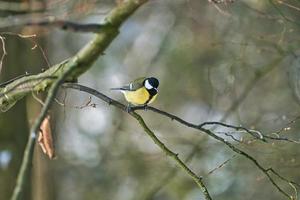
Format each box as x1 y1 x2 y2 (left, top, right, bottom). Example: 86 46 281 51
110 87 124 91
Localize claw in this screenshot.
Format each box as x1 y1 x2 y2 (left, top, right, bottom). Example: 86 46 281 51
126 104 132 113
143 105 148 111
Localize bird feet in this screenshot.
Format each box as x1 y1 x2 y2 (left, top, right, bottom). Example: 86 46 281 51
125 104 148 113
142 105 148 111
126 104 133 113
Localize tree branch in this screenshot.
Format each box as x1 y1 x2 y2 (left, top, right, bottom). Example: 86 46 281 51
0 0 148 113
4 18 106 33
268 0 300 27
11 65 73 200
63 83 299 200
9 0 149 199
62 83 212 200
137 107 296 199
132 113 212 200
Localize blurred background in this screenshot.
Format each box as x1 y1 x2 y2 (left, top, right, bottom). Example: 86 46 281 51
1 0 300 199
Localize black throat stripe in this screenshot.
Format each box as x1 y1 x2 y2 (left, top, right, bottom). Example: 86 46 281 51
145 94 153 105
145 88 157 105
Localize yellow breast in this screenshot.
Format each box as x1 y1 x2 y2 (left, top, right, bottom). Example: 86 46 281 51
123 87 157 105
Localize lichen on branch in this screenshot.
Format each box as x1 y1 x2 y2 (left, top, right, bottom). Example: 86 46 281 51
0 0 146 112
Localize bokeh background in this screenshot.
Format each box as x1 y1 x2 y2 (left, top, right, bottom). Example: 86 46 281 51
1 0 300 199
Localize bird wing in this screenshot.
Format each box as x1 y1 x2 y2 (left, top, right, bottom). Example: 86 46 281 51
111 77 145 91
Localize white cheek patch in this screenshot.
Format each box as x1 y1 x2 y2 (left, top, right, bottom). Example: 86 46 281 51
145 80 153 89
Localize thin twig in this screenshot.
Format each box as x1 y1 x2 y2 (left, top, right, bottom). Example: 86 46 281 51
139 110 295 199
63 83 298 200
269 0 300 26
63 83 212 200
144 108 299 199
218 131 242 142
10 0 150 199
277 0 300 12
0 0 150 113
267 168 300 188
0 35 7 75
3 18 105 33
55 96 96 109
10 66 73 200
135 143 202 200
132 113 212 200
0 73 32 88
207 155 237 175
31 91 45 106
0 32 51 67
199 121 265 141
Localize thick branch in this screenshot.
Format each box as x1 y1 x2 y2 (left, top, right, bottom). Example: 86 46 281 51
9 0 149 199
11 65 73 200
0 0 148 112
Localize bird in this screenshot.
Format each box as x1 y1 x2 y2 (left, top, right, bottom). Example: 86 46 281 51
111 77 159 111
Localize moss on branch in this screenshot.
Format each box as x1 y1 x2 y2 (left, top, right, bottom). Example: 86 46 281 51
9 1 149 199
0 0 146 112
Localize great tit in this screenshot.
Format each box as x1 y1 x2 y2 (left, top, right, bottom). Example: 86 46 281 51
111 77 159 108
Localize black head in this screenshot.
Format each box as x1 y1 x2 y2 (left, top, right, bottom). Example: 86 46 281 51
144 77 159 90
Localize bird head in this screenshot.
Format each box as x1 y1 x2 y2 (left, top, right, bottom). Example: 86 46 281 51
144 77 159 91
